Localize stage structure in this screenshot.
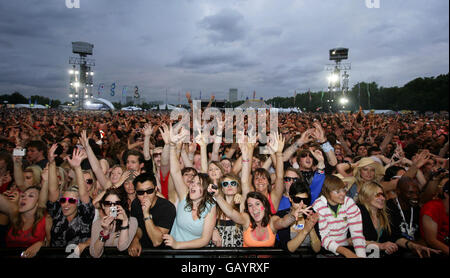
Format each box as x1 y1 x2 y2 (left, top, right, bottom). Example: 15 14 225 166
68 42 95 109
325 48 351 112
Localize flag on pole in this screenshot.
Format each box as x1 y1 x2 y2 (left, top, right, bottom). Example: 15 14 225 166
34 98 38 106
253 90 256 99
98 83 104 96
110 83 116 96
308 89 312 103
134 86 140 98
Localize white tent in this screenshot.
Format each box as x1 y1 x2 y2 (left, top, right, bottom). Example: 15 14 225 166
12 104 48 109
151 104 177 110
121 106 142 111
363 110 396 115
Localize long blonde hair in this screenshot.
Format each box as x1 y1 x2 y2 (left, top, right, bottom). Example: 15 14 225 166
358 181 391 235
10 186 46 236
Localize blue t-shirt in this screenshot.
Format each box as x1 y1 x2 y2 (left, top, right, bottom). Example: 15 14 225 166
170 197 215 242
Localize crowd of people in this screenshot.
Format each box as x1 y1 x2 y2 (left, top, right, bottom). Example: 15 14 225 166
0 100 448 259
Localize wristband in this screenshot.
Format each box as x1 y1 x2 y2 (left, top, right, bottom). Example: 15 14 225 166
119 224 130 230
99 230 110 242
242 159 250 163
144 215 153 221
405 240 411 250
321 141 334 153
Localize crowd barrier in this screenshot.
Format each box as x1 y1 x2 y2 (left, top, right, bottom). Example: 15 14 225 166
0 247 317 259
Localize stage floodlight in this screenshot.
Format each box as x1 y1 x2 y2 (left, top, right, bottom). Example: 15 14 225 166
339 97 349 105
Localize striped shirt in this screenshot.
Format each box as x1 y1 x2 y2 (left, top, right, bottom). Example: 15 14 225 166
312 195 366 257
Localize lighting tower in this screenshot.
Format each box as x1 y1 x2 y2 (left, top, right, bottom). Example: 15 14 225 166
68 42 95 109
325 48 351 112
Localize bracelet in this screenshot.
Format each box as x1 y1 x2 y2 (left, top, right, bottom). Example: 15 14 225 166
405 240 411 250
242 159 250 163
144 215 153 221
99 230 110 242
119 224 130 230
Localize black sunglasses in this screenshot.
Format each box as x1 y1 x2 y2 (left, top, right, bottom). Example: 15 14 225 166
85 179 94 185
221 181 237 188
59 197 78 204
284 177 299 183
292 196 310 205
300 153 312 158
103 200 121 207
136 188 156 196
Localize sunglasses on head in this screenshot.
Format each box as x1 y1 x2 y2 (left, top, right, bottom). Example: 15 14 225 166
85 179 94 185
59 197 78 204
284 177 299 183
292 196 310 205
103 200 121 207
136 188 156 196
221 181 237 188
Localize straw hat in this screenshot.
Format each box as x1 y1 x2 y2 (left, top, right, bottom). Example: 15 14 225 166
352 157 385 178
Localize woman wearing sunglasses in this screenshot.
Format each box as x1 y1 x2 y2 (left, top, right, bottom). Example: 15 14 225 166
0 185 52 258
46 147 95 255
276 180 321 254
89 188 137 258
358 181 439 258
210 173 244 247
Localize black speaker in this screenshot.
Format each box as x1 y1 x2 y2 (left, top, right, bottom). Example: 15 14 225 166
329 48 348 61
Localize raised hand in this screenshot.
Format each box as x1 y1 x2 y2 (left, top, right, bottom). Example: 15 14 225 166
158 124 170 145
143 123 153 137
169 124 189 145
66 147 87 168
48 144 58 163
298 129 314 145
79 130 89 149
312 122 327 143
309 147 325 163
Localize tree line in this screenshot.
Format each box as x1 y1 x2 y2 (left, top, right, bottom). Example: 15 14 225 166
265 73 449 112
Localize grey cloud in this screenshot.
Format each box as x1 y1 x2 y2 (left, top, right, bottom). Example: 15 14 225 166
198 9 248 43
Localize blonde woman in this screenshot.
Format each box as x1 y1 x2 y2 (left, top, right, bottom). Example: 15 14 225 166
358 181 439 258
337 157 385 202
0 186 52 258
210 173 244 247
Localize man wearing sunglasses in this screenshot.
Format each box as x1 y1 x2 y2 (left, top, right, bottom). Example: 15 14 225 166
46 147 95 256
128 173 176 257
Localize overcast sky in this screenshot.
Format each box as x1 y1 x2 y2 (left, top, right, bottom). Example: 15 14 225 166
0 0 448 104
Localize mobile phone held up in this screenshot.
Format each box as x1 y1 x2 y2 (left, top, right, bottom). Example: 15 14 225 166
13 148 26 157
